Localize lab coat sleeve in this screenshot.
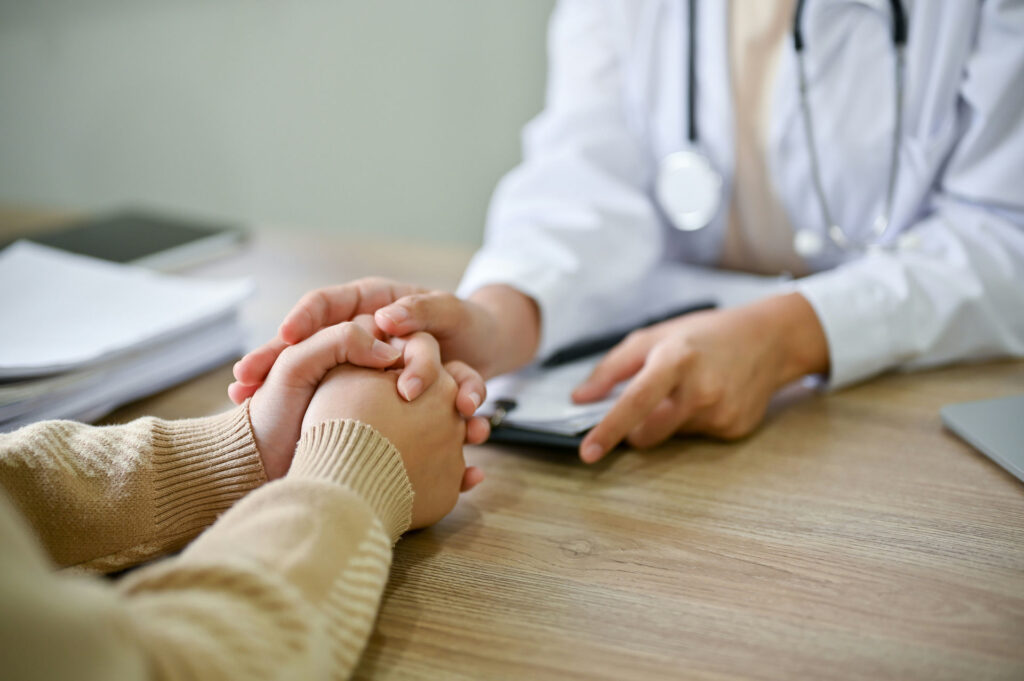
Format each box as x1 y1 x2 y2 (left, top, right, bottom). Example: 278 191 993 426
456 0 665 359
796 1 1024 388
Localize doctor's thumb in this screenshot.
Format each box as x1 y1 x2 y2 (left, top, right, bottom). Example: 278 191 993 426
375 292 464 338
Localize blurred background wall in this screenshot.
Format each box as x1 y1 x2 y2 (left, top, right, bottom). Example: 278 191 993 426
0 0 553 244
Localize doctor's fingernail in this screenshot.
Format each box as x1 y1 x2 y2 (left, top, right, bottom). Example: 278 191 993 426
468 392 482 409
379 306 409 324
582 443 604 463
400 377 423 401
372 340 401 361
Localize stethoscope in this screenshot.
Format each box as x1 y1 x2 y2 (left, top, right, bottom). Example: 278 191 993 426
656 0 908 258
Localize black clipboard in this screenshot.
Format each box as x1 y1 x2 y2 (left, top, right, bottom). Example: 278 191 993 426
487 423 585 449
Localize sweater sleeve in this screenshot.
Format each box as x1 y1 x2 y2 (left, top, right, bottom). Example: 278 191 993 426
0 404 266 573
0 418 413 681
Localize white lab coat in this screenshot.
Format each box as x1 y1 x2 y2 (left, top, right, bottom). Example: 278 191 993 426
458 0 1024 388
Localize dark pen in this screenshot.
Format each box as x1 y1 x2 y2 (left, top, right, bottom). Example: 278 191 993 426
540 300 716 368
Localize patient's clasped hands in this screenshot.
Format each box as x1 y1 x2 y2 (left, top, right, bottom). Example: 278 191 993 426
231 312 488 529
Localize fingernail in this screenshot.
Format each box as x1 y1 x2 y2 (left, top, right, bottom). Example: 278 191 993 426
400 376 423 400
582 443 604 463
468 392 482 409
379 306 409 325
372 340 400 361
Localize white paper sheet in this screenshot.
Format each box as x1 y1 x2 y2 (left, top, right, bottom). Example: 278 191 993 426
481 356 625 435
0 241 252 378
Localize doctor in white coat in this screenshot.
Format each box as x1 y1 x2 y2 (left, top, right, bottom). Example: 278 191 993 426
233 0 1024 463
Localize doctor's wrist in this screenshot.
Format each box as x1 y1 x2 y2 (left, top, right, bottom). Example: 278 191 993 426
468 285 540 378
756 292 830 385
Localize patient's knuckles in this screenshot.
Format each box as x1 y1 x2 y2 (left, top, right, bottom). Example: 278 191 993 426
293 290 327 323
275 344 304 372
334 321 365 344
297 288 323 308
355 275 390 289
351 313 378 334
438 369 459 396
423 370 459 408
353 276 399 301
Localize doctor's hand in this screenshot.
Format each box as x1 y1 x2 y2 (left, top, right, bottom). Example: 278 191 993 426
231 277 539 396
572 293 829 463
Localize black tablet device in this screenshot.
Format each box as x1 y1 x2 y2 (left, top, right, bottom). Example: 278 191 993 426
15 210 246 271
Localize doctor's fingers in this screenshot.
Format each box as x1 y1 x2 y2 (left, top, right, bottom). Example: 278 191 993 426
449 363 491 443
388 342 492 433
626 371 723 447
677 397 763 441
627 395 685 449
464 417 491 446
461 466 485 492
572 331 656 404
374 291 466 339
444 360 489 422
578 343 684 463
278 278 428 345
388 331 444 402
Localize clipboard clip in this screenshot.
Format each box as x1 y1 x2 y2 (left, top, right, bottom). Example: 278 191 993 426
489 399 517 428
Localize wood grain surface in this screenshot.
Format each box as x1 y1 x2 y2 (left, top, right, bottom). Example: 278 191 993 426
4 215 1022 680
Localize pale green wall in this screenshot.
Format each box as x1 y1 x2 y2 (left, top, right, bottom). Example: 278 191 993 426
0 1 554 244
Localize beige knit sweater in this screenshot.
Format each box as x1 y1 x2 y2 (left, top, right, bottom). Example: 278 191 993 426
0 403 414 680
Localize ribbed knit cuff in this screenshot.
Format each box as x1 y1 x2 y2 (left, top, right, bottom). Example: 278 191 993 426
148 404 267 539
289 420 413 543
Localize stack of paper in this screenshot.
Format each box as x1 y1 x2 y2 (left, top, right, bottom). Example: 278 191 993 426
0 241 251 432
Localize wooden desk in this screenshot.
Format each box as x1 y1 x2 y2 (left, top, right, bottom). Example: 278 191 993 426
5 216 1023 680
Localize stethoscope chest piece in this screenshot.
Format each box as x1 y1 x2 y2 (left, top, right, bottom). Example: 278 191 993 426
793 228 825 258
657 149 722 231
